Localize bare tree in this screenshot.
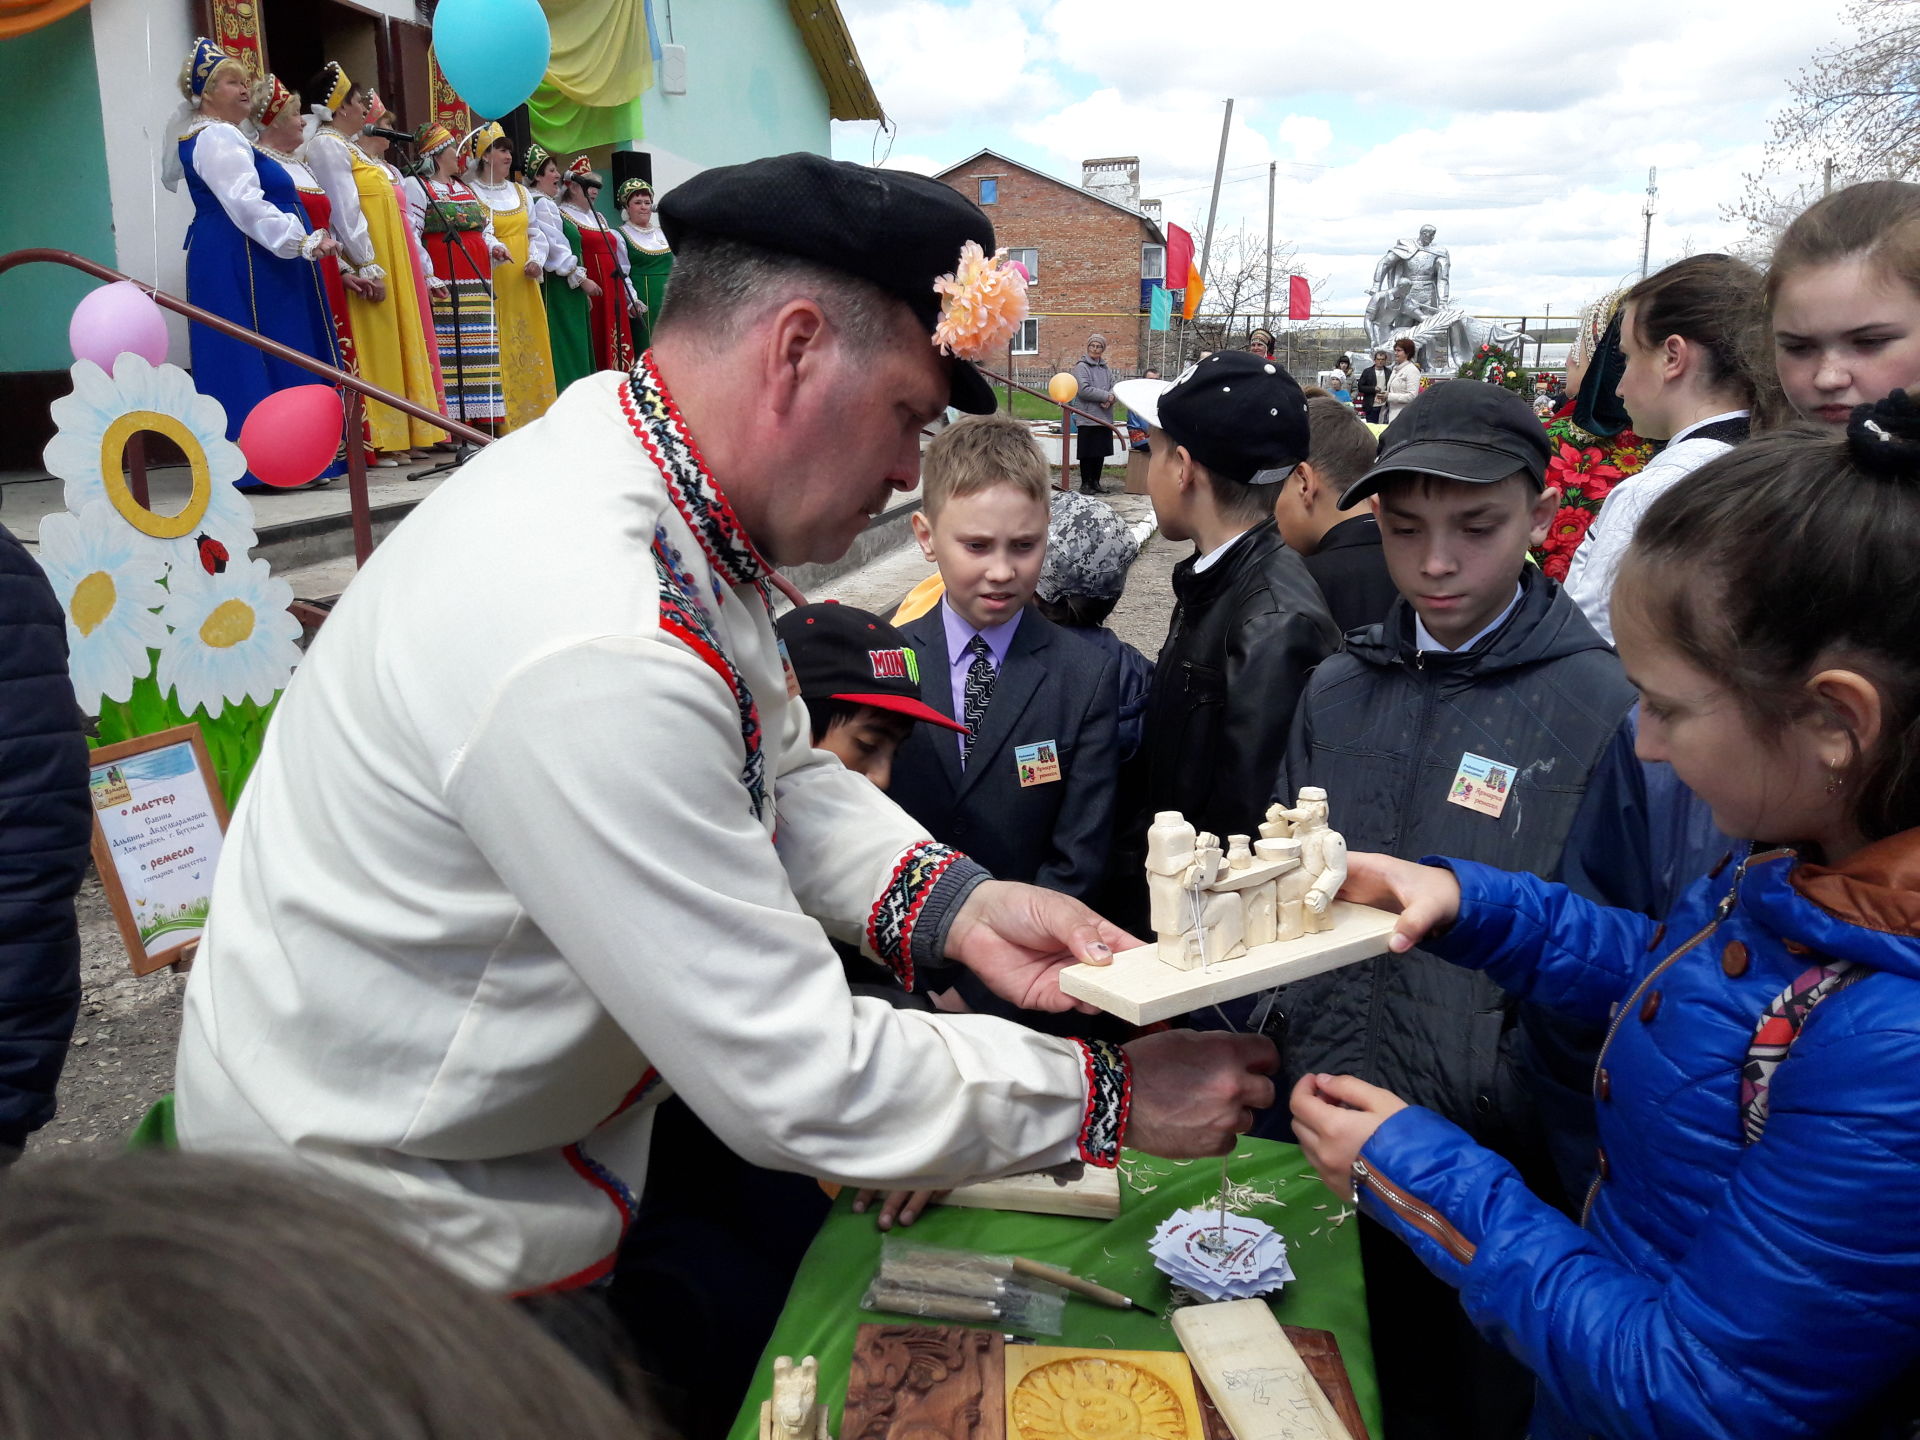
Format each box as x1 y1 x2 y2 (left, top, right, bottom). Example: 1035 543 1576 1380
1728 0 1920 241
1178 228 1324 353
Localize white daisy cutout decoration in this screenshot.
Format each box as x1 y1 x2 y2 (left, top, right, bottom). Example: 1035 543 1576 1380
35 501 170 709
156 557 302 720
42 353 258 570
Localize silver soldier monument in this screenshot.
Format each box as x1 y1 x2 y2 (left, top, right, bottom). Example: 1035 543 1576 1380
1363 223 1528 373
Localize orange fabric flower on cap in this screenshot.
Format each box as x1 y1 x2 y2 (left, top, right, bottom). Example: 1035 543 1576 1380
932 241 1029 361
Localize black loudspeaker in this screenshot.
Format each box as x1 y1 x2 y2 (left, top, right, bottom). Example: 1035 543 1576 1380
611 150 655 192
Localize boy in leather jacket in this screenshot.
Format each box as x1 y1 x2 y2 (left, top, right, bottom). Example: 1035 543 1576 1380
1114 353 1340 851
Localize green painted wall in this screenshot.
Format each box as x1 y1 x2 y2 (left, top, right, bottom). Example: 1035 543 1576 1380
0 10 115 372
640 0 832 173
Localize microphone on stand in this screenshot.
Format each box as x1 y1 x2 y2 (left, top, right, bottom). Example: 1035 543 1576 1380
363 125 416 144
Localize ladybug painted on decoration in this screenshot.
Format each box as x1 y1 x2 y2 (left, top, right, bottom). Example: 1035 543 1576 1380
196 533 229 575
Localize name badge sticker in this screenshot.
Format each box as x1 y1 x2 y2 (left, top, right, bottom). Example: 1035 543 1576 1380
1447 751 1516 818
1015 740 1062 788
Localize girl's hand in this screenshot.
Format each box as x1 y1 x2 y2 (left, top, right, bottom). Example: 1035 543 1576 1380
1289 1073 1407 1195
582 277 603 300
1338 852 1461 954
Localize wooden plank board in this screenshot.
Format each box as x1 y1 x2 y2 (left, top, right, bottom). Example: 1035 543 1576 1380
844 1324 1005 1440
1006 1343 1207 1440
1281 1328 1370 1440
1171 1300 1354 1440
1058 904 1399 1024
939 1161 1122 1220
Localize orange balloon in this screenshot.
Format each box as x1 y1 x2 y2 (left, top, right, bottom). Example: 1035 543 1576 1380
1047 372 1079 404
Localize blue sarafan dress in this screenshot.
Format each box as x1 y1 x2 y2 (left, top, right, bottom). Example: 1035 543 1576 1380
177 118 345 484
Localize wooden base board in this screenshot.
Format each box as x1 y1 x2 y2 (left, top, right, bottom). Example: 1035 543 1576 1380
1172 1300 1354 1440
938 1160 1122 1220
1057 903 1399 1024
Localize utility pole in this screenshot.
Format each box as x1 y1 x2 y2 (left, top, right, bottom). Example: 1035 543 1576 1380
1264 161 1276 334
1198 98 1234 346
1640 166 1658 279
1540 302 1550 370
1824 156 1835 196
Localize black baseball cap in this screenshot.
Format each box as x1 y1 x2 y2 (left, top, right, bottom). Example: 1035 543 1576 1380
658 152 1000 415
1339 380 1552 507
775 603 968 734
1112 352 1310 484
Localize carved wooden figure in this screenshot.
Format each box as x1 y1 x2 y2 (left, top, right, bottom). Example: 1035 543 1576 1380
1058 790 1396 1024
763 1355 833 1440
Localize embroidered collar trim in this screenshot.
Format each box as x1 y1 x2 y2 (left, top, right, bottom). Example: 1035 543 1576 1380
622 354 769 589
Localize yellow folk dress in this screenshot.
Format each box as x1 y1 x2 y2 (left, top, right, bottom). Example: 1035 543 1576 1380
473 178 557 433
341 140 445 451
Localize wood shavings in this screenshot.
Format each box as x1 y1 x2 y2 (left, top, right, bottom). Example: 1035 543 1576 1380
1195 1174 1284 1216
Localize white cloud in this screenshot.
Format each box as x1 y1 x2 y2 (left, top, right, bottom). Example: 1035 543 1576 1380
834 0 1853 316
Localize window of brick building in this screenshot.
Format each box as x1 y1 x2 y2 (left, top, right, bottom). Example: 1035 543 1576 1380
1141 243 1166 280
1012 318 1039 354
1007 247 1038 282
978 178 998 204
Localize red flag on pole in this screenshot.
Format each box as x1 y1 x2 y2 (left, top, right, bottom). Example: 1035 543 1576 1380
1166 224 1195 295
1288 273 1311 321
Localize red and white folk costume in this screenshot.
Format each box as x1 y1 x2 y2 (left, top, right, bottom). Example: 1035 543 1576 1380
174 356 1128 1295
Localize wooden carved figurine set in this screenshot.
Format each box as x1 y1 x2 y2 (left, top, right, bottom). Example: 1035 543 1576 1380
1059 790 1399 1024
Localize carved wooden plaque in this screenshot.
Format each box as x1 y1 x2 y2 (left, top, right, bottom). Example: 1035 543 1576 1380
844 1323 1005 1440
1004 1344 1204 1440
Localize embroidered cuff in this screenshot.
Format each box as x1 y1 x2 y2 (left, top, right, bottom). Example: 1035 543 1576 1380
299 230 329 260
864 841 982 991
1073 1038 1131 1167
566 268 585 289
357 262 387 282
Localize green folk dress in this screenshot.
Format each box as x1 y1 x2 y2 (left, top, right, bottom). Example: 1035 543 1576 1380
535 195 596 392
619 220 673 356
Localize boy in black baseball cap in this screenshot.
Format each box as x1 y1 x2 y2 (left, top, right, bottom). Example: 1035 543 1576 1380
776 602 966 792
1241 377 1653 1440
1110 352 1340 860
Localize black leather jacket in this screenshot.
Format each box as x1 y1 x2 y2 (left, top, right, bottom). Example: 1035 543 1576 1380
1140 520 1339 842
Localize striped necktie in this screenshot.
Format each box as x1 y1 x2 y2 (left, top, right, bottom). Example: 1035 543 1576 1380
960 634 996 768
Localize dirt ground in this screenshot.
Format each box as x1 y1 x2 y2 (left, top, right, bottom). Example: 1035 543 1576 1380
24 490 1186 1165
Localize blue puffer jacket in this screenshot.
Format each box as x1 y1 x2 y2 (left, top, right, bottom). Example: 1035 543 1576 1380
1353 835 1920 1439
0 523 90 1159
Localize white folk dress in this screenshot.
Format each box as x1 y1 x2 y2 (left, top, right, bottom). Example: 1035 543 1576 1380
175 357 1128 1295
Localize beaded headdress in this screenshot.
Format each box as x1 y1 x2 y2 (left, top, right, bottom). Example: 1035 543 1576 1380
253 75 297 129
463 120 507 164
319 61 352 114
415 121 457 158
185 37 237 100
565 156 604 189
524 143 553 177
615 178 654 207
364 90 389 128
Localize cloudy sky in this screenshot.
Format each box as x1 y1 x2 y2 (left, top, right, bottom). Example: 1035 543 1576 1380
828 0 1853 322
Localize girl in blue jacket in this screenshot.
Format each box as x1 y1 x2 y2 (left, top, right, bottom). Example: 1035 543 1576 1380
1292 394 1920 1439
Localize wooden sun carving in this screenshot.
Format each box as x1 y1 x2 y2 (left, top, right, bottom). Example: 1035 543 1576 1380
1009 1357 1194 1440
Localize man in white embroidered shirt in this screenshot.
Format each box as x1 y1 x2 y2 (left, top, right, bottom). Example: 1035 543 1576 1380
174 153 1276 1367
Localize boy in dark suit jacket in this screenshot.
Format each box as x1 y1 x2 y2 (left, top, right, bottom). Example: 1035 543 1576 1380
889 414 1120 905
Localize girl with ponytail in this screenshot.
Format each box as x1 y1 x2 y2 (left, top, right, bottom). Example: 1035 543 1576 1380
1563 253 1759 642
1290 393 1920 1439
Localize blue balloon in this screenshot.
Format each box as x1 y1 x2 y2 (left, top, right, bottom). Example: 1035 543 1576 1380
432 0 552 121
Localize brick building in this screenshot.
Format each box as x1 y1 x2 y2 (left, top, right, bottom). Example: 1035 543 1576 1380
934 150 1167 375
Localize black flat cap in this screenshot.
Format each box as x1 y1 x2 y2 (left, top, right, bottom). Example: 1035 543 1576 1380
1340 380 1551 507
1115 351 1310 484
657 152 999 414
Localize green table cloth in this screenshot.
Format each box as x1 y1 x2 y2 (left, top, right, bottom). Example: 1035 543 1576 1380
726 1137 1378 1439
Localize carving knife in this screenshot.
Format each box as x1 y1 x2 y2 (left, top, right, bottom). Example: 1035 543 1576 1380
1010 1257 1160 1317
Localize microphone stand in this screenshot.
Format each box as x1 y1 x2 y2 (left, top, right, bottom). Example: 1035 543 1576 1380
397 139 496 479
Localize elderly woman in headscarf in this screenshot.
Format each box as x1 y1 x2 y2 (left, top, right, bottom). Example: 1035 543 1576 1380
1069 333 1117 495
164 38 343 489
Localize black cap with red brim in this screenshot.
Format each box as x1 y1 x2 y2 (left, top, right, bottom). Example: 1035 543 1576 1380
775 603 968 735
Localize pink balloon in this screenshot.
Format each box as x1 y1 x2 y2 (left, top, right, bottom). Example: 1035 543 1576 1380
69 281 170 369
237 386 345 487
1010 261 1031 283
